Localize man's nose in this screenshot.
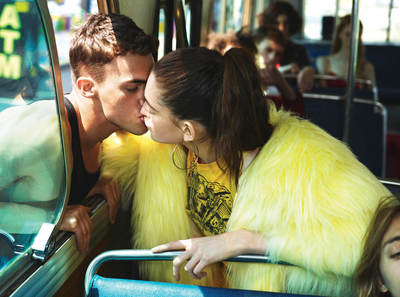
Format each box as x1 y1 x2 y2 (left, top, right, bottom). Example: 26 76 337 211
268 51 276 62
278 23 287 34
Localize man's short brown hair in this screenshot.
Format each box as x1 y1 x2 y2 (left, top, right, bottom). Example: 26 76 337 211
69 13 157 82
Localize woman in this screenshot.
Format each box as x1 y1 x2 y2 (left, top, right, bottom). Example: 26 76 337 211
101 47 389 296
354 196 400 297
257 1 314 91
316 15 376 87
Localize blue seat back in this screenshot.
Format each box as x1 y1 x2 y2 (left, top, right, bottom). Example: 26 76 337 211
303 96 386 176
297 40 400 102
85 250 322 297
89 276 314 297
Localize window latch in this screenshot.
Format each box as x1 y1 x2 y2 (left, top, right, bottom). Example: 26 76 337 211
32 223 56 262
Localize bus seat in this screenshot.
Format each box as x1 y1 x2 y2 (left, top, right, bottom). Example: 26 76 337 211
85 250 320 297
303 95 387 177
284 73 378 101
386 133 400 179
298 40 400 103
89 276 311 297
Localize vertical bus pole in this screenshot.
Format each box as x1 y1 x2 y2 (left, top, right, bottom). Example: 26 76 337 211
343 0 360 143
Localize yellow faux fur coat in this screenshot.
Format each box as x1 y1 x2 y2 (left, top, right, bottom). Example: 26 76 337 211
101 107 390 296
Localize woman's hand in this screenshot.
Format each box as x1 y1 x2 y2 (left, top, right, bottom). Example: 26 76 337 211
151 230 267 281
60 205 92 252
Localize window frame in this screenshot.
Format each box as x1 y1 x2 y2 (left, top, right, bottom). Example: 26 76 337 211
0 0 71 293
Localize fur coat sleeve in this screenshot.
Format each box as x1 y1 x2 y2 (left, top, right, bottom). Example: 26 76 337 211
226 107 391 296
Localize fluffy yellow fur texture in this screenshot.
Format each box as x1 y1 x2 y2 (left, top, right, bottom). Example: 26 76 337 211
101 107 390 296
101 133 224 286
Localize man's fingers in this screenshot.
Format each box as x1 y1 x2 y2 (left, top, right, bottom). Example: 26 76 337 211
75 225 86 252
79 209 92 252
107 183 120 224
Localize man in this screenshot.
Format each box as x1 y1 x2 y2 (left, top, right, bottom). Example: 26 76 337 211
59 13 156 251
0 13 156 252
255 27 305 115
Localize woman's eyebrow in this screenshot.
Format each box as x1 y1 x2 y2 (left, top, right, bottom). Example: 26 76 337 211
383 235 400 248
145 98 158 112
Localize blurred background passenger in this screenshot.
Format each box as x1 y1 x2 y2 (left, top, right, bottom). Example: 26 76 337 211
207 28 304 115
354 196 400 297
257 1 314 91
207 29 257 60
316 14 376 87
207 31 238 55
255 27 304 115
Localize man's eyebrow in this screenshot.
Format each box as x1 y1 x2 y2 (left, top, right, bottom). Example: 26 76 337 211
133 79 147 84
125 79 147 84
383 235 400 248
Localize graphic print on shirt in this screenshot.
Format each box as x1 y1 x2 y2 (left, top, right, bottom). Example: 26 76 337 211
186 167 233 236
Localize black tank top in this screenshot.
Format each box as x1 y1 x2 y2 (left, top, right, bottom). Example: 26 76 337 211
64 98 100 204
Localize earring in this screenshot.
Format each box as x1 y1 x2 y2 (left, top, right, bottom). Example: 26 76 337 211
171 144 198 170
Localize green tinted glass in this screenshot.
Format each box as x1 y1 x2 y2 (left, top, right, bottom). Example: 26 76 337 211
0 0 65 274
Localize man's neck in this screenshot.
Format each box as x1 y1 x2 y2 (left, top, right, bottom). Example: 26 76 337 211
67 90 116 149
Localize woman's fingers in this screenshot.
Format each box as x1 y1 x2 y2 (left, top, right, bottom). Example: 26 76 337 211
152 240 187 253
152 238 210 280
173 251 192 281
193 259 208 278
184 253 202 279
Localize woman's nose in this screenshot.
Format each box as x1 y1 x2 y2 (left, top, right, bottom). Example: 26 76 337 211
139 102 147 115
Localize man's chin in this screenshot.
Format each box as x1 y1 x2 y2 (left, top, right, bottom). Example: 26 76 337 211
124 125 148 136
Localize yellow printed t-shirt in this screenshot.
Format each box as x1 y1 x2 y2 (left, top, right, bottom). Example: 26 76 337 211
185 150 237 236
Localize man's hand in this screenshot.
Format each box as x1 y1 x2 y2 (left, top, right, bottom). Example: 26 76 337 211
60 205 92 252
297 66 315 92
88 178 121 224
260 64 296 102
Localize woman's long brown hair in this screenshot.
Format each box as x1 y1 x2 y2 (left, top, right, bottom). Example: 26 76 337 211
153 47 273 184
353 196 400 297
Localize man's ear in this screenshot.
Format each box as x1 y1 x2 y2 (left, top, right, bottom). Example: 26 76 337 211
76 77 96 98
181 121 196 142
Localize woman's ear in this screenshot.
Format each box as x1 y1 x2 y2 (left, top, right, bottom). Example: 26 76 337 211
378 277 389 293
76 77 96 98
182 121 196 142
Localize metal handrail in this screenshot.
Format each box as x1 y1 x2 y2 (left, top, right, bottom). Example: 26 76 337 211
84 249 291 296
343 0 361 143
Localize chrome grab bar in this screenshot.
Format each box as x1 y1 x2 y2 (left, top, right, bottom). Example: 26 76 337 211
84 249 291 296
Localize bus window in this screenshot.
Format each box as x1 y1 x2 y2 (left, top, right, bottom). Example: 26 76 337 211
0 0 66 284
47 0 99 93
